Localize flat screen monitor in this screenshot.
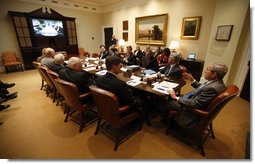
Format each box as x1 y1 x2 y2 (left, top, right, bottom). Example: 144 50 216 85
187 53 196 60
32 18 64 37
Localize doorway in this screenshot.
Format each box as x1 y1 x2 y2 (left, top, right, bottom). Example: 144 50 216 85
104 27 113 51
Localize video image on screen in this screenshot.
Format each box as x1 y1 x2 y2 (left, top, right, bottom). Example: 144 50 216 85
32 18 64 37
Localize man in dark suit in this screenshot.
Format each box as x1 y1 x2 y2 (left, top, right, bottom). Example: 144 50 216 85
110 34 117 46
96 56 136 107
159 53 182 80
123 46 138 66
161 62 228 128
141 49 158 71
99 45 110 60
49 53 65 74
134 45 143 63
59 57 95 94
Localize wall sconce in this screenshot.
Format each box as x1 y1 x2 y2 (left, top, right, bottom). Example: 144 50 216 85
169 40 179 53
118 39 125 52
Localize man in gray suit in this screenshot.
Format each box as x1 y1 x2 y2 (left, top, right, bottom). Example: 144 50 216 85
162 62 228 128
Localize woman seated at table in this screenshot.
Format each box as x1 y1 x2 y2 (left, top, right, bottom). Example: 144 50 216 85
123 46 138 66
157 48 170 67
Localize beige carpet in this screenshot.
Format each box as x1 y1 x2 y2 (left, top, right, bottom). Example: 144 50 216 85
0 70 250 159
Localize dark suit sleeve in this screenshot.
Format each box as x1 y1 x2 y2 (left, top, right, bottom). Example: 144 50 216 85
118 81 136 106
178 87 218 108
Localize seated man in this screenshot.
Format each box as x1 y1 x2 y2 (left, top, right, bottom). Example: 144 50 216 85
141 49 158 71
96 56 136 107
161 62 228 128
158 53 182 80
99 45 110 60
59 57 95 94
41 47 55 69
49 53 65 74
123 46 138 66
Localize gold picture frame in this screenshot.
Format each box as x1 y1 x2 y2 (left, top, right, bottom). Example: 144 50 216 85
181 16 202 40
135 14 168 45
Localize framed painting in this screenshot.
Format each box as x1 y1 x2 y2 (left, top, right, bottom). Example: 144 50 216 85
123 32 128 41
123 20 128 31
135 14 168 45
181 16 202 40
215 25 233 41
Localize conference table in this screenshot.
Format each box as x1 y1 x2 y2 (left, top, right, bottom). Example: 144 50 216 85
82 57 186 97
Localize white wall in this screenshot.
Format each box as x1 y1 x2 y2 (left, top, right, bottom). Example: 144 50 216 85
204 0 249 83
0 0 102 69
102 0 217 59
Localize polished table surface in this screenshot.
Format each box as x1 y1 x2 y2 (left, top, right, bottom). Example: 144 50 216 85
82 59 186 97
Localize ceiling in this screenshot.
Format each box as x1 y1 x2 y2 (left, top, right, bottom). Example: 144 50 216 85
20 0 123 13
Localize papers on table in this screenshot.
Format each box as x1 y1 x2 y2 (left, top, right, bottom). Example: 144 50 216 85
126 65 140 71
95 70 107 76
85 57 98 62
120 67 128 72
144 69 156 75
126 75 142 86
152 81 179 95
86 63 96 67
83 67 96 71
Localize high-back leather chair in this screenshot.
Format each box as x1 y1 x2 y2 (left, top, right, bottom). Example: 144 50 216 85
32 61 47 90
1 51 24 73
46 70 65 110
55 78 96 132
166 84 239 156
92 53 99 58
38 65 56 102
89 85 141 151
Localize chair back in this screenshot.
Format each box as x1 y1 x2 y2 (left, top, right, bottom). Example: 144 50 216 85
47 70 63 94
1 51 19 64
55 78 87 111
89 85 121 125
198 84 239 131
92 53 99 58
38 65 55 89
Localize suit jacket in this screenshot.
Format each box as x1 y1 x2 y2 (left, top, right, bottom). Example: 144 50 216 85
59 67 95 94
96 72 135 106
49 63 65 74
175 80 226 128
160 64 182 80
141 56 159 71
126 53 138 65
134 49 143 61
100 51 110 59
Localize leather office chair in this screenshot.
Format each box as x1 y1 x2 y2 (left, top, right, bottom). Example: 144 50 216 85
46 70 66 111
55 78 97 132
89 85 142 151
38 65 56 102
78 47 89 57
32 61 47 90
165 84 239 156
1 51 24 73
92 53 99 58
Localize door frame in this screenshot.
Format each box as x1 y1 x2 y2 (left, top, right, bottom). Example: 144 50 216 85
234 31 250 96
102 25 115 46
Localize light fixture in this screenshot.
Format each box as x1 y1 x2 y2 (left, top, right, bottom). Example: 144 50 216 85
118 39 125 52
169 41 179 53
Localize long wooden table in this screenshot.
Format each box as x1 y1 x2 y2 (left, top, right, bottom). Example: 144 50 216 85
82 59 186 97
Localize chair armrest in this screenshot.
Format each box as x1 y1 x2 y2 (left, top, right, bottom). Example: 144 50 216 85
117 105 131 113
191 109 209 117
79 92 91 100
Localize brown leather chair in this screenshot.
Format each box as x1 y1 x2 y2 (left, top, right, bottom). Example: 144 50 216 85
55 78 97 132
166 84 239 156
32 61 47 90
46 70 65 110
89 85 142 151
1 51 24 73
78 47 90 57
38 65 56 102
92 53 99 58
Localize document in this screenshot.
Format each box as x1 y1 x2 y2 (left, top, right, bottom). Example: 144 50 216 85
83 67 96 71
144 69 156 75
126 80 142 86
95 70 107 76
152 81 178 95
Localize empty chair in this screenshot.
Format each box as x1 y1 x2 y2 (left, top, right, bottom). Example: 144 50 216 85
78 47 89 57
1 51 24 73
55 78 97 132
166 84 239 156
89 85 142 151
92 53 99 58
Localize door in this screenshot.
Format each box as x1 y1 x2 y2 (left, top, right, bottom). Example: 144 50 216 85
240 61 250 102
104 27 113 51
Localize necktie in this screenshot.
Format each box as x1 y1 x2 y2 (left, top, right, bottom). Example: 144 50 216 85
182 81 209 99
166 65 173 76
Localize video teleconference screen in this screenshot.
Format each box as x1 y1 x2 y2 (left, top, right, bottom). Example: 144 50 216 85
32 18 64 37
